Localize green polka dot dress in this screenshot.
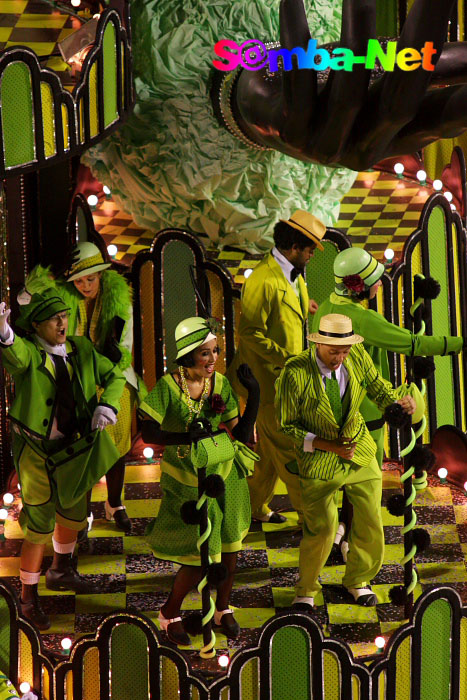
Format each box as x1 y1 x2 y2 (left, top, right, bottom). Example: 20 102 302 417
139 372 251 564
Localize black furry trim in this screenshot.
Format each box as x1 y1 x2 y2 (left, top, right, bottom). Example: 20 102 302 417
203 474 225 498
384 403 411 429
407 444 436 472
414 276 441 300
389 585 408 605
413 356 435 379
413 528 431 552
180 500 202 525
387 493 406 517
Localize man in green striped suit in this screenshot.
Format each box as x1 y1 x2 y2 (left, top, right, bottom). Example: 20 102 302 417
275 314 416 607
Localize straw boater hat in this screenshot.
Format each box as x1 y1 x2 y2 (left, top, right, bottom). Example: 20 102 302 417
67 242 111 282
308 313 364 345
175 317 217 359
279 210 326 251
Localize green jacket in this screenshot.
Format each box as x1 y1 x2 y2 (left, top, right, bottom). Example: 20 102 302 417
24 266 140 390
227 253 309 404
313 293 463 423
275 343 398 479
0 334 125 440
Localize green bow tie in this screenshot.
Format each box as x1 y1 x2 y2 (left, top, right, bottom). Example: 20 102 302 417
326 371 342 424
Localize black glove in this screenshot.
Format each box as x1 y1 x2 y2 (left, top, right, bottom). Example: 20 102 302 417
189 417 212 443
102 336 122 364
236 363 260 393
50 247 80 279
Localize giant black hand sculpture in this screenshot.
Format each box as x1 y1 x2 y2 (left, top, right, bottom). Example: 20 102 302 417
213 0 467 171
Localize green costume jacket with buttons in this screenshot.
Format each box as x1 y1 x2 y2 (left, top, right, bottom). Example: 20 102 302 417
313 293 463 426
275 343 398 480
227 253 309 404
1 334 125 439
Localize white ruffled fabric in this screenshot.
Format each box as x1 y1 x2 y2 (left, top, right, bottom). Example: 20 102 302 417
82 0 356 251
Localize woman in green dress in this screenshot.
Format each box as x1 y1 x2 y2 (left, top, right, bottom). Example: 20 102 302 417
139 317 259 646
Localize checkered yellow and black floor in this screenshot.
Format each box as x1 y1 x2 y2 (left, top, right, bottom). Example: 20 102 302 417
2 461 467 661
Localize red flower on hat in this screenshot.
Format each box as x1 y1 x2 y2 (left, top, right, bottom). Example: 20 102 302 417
343 274 365 293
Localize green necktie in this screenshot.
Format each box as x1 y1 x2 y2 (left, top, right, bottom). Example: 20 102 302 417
326 371 342 425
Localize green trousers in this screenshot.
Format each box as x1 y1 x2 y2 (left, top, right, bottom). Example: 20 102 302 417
248 403 302 519
297 456 384 597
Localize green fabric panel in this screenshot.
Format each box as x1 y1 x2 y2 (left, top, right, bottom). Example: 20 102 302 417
271 627 311 700
322 650 341 700
376 0 398 35
239 657 259 700
162 241 197 369
0 595 11 677
1 63 35 168
103 22 118 126
81 0 356 251
110 623 149 700
306 240 339 312
420 599 452 700
426 206 456 427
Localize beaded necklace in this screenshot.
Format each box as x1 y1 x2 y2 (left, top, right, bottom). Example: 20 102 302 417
177 365 211 458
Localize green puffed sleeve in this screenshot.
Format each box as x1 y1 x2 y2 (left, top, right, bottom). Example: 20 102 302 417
138 376 170 424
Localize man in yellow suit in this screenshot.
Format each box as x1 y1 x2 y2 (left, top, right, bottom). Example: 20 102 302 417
227 211 325 523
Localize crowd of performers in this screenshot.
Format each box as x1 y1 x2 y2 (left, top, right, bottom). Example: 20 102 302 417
0 211 465 645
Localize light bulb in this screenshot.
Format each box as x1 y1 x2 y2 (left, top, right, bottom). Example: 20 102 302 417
103 185 111 195
107 244 118 258
416 170 427 182
375 636 385 649
384 248 394 261
463 481 467 493
61 637 72 650
0 509 8 520
143 447 154 460
393 163 404 175
218 654 230 667
450 203 456 211
243 269 253 279
444 191 453 202
437 467 448 480
71 0 81 6
432 179 443 191
3 493 14 505
87 194 98 207
19 682 30 694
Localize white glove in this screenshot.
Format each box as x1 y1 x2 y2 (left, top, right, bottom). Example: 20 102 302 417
91 405 117 431
21 692 38 700
0 301 12 341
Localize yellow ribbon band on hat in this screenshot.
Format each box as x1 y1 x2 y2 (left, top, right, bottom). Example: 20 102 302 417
69 253 105 276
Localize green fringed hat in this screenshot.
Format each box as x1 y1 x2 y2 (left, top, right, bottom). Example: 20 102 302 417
67 242 110 281
16 290 70 332
175 317 217 359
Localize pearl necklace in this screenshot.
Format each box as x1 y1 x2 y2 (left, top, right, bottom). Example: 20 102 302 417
177 366 210 458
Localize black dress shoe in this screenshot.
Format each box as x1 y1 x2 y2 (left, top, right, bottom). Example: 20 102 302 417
214 609 240 638
20 596 51 631
159 613 191 646
253 511 287 524
45 563 93 594
105 501 132 533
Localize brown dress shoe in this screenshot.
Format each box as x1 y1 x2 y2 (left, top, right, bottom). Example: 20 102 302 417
20 594 50 631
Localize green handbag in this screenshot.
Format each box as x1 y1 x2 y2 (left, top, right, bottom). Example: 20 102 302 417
191 430 235 469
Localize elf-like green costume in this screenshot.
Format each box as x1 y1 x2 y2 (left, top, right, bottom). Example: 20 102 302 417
1 297 125 544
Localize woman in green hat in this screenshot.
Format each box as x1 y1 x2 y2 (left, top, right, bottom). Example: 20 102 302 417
22 242 146 533
139 317 260 646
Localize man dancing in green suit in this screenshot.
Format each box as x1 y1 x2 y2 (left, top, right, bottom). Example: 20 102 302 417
276 313 415 607
227 210 325 524
0 291 125 630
